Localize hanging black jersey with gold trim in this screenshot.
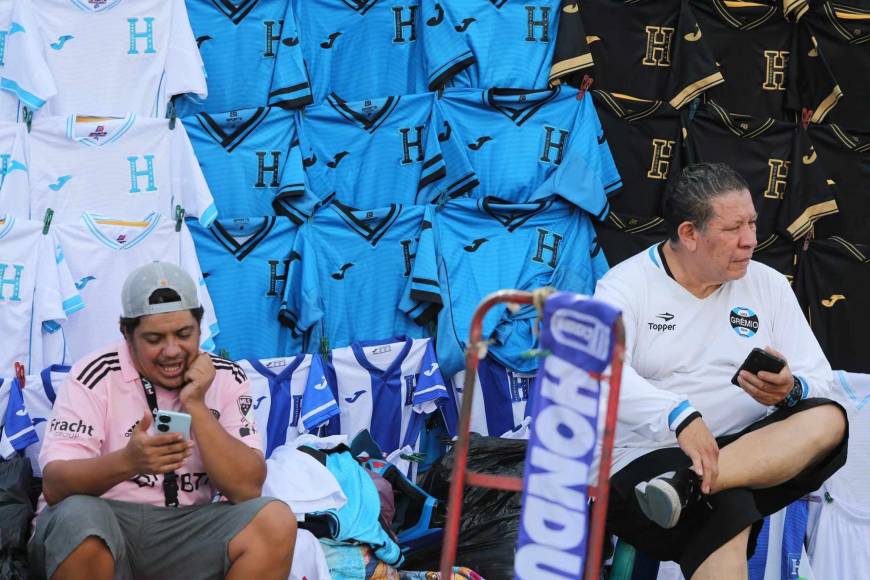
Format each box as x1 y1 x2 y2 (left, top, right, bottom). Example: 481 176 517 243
563 0 723 108
690 0 838 121
752 234 800 282
685 103 838 242
592 90 685 216
594 212 669 266
795 236 870 372
800 1 870 124
807 124 870 243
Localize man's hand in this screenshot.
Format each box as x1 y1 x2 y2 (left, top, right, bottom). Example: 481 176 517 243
676 418 719 495
736 346 794 406
179 352 216 410
123 411 193 475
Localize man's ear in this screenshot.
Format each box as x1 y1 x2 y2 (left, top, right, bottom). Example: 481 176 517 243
677 221 698 251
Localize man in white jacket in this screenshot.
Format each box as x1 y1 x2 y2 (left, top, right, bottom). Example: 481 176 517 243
594 163 847 580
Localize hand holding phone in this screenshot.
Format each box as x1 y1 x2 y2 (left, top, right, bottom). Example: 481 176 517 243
154 410 192 440
731 347 786 387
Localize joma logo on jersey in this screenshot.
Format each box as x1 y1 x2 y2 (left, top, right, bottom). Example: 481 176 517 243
263 20 283 57
642 26 674 67
525 6 550 42
540 126 569 165
255 151 281 188
266 259 290 296
647 139 675 180
399 126 425 165
0 263 24 302
392 6 417 43
532 228 562 268
127 17 156 55
763 158 790 200
127 155 157 193
762 50 789 91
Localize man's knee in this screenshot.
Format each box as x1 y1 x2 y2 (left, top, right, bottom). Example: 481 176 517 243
49 495 112 521
232 501 297 558
803 403 847 449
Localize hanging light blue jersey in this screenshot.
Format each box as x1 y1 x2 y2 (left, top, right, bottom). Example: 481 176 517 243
238 355 337 458
296 92 476 210
438 0 593 89
183 107 316 221
291 0 475 104
436 85 621 216
188 216 300 361
404 197 609 375
279 202 433 353
178 0 311 115
325 336 450 454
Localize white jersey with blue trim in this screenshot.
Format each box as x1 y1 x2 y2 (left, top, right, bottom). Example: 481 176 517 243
52 214 218 363
238 355 338 459
0 217 82 372
450 356 535 438
0 0 57 119
32 0 205 118
593 244 833 473
0 121 30 216
11 115 216 227
0 377 38 460
325 337 449 455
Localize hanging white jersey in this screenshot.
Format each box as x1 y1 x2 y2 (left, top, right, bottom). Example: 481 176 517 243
0 0 57 119
0 377 38 459
32 0 205 118
325 337 450 455
11 115 216 226
450 356 535 438
51 213 218 363
0 121 29 212
593 245 833 473
0 216 82 372
238 355 338 459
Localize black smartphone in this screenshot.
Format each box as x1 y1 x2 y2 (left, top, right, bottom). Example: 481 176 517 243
731 348 786 386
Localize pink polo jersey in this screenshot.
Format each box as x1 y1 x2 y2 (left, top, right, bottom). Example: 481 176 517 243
38 341 263 507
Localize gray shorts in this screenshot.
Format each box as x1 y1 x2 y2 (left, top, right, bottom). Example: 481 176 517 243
29 495 277 580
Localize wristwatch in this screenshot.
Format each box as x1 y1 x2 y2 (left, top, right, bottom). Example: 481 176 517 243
776 377 803 409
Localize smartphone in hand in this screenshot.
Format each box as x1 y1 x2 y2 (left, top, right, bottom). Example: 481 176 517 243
154 410 192 440
731 348 786 386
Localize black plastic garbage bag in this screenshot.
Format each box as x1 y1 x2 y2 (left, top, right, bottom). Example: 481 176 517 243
0 457 34 580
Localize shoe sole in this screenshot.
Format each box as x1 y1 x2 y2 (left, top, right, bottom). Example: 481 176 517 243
634 480 681 529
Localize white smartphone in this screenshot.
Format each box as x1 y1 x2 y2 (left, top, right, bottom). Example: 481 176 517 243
154 410 192 440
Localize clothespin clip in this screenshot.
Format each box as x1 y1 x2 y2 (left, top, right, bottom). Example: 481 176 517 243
42 208 54 234
218 348 231 359
577 74 594 100
168 97 177 130
521 348 552 360
14 362 26 389
800 108 813 130
174 205 185 232
399 452 426 464
23 107 33 133
320 336 330 357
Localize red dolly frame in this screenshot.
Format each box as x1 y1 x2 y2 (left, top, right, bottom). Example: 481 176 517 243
439 289 626 579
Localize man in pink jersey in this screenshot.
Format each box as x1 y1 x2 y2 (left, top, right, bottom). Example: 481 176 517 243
29 262 297 580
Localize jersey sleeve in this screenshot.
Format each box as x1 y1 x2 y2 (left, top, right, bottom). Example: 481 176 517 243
782 128 839 240
0 378 39 458
171 121 217 227
415 110 448 202
38 373 106 471
411 340 449 413
666 0 724 110
179 222 219 352
218 376 264 452
421 0 476 90
299 354 339 432
427 102 479 202
400 206 441 325
164 0 208 103
593 270 697 441
268 2 313 110
0 0 57 111
279 225 322 336
785 23 842 123
549 0 594 86
769 270 832 400
37 232 84 335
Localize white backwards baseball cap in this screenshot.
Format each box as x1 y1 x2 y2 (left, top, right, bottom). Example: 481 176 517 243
121 262 200 318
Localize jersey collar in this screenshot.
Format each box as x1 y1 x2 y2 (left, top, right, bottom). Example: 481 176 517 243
706 102 776 139
331 200 401 245
118 340 142 384
828 124 870 152
195 108 270 153
65 114 136 147
209 0 261 23
340 0 380 14
593 90 668 122
325 93 401 133
0 215 15 240
81 212 161 250
209 217 278 261
484 87 562 126
40 365 70 404
710 0 778 30
69 0 123 12
248 356 305 383
350 337 413 382
479 196 552 232
821 2 870 44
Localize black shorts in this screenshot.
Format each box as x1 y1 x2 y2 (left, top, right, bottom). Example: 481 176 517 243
607 398 848 578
